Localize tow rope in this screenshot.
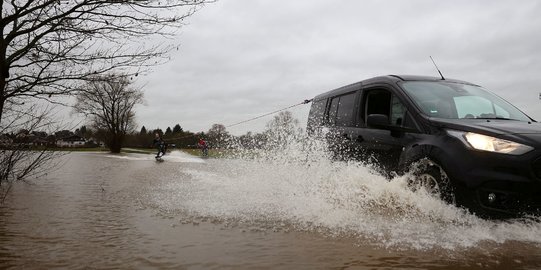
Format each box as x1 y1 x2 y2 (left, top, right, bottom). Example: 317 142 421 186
226 99 312 128
164 99 313 141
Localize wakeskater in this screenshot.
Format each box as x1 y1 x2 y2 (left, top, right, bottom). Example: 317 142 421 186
153 133 167 161
198 138 208 157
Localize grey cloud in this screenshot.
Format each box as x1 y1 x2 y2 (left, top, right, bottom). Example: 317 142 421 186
139 0 541 134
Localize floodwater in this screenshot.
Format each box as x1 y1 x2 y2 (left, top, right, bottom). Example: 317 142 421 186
1 149 541 269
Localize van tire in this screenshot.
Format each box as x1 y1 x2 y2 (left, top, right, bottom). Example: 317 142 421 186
408 159 455 204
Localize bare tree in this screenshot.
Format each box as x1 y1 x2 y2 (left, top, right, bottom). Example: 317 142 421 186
0 103 64 202
0 0 210 122
0 1 210 200
265 111 302 149
207 123 229 148
75 74 142 153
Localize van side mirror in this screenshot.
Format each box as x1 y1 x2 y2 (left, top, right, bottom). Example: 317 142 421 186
367 114 390 128
366 114 416 134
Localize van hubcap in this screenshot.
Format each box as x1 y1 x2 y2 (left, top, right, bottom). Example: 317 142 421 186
414 173 441 195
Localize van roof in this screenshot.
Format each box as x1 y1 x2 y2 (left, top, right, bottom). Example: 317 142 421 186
313 75 478 101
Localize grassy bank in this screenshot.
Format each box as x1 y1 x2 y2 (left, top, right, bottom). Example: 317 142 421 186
180 148 233 158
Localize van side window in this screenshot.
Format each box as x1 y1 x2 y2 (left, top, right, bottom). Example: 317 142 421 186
307 99 327 131
326 92 356 126
335 93 356 126
365 90 413 128
391 95 406 126
327 97 339 125
365 91 391 118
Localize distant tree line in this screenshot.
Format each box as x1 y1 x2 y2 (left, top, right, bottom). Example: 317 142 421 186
1 111 304 152
88 111 303 151
124 111 303 150
123 124 204 149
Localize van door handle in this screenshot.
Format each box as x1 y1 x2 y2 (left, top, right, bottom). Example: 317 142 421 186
356 135 364 143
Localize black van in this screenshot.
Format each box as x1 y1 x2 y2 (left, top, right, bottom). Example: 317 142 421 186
307 75 541 218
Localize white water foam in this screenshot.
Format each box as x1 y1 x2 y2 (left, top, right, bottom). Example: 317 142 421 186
147 137 541 250
164 150 206 163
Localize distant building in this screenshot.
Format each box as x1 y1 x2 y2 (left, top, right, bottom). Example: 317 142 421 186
56 135 86 147
32 137 51 147
85 138 104 148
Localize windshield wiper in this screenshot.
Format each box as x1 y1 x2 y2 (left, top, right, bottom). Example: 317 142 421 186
474 117 519 121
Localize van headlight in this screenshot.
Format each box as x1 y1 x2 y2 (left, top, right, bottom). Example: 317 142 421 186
447 130 533 155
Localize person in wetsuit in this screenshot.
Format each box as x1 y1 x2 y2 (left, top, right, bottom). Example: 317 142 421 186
198 138 208 157
153 133 166 158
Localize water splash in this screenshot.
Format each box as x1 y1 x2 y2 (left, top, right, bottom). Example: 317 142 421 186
147 133 541 250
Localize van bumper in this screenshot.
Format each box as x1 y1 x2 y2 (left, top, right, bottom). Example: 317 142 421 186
447 148 541 218
458 182 541 218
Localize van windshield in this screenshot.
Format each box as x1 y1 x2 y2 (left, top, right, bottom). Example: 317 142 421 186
400 81 531 121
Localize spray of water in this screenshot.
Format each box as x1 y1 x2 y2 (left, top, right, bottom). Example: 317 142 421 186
146 130 541 250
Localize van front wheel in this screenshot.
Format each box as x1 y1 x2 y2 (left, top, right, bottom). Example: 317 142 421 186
408 159 455 204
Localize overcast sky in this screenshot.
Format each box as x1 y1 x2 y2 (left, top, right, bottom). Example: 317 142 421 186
135 0 541 135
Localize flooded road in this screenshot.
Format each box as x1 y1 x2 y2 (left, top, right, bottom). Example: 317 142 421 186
1 151 541 269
